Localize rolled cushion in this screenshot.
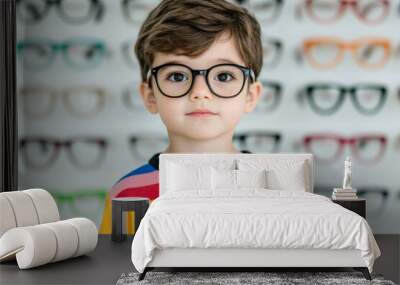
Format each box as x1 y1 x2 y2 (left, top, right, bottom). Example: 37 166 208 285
0 189 60 238
23 189 59 223
0 218 97 269
0 196 17 237
0 226 57 268
64 218 98 257
0 191 39 227
42 221 79 262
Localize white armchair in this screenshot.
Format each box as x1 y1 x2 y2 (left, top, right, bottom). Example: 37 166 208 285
0 189 98 269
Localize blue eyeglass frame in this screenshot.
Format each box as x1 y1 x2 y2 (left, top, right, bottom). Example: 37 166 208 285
147 63 256 98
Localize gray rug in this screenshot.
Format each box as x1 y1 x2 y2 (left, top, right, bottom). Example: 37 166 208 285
116 271 396 285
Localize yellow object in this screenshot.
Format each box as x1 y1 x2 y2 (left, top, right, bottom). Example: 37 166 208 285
99 193 111 234
99 193 146 235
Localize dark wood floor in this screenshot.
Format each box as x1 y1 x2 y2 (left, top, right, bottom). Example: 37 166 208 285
373 235 400 284
0 235 399 285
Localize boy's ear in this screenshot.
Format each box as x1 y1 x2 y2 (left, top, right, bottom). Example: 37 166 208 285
244 81 262 113
139 81 158 114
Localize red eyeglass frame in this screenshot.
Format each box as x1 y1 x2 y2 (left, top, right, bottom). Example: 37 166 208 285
305 0 390 25
303 133 387 163
19 136 108 170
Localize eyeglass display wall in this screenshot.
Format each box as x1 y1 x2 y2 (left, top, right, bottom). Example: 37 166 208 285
17 0 400 233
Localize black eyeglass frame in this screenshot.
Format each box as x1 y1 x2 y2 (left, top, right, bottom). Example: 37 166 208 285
233 131 282 153
147 63 255 99
16 0 104 24
234 0 284 23
301 83 387 116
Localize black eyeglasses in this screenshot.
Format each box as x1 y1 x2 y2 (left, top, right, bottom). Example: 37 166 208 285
121 39 139 69
16 0 104 25
122 83 144 111
255 80 283 112
233 131 282 153
148 63 255 99
121 0 158 24
233 0 284 23
262 37 283 68
129 135 168 161
298 83 388 116
397 86 400 103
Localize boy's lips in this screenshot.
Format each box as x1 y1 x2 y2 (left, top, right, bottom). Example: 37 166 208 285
185 109 218 117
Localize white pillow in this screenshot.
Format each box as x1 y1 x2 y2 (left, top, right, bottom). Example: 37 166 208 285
236 169 268 189
237 159 307 191
212 168 236 190
167 162 212 191
211 168 268 190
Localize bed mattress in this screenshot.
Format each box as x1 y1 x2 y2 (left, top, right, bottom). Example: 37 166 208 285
131 189 380 273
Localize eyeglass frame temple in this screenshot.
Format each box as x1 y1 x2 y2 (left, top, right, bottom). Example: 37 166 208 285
93 0 105 22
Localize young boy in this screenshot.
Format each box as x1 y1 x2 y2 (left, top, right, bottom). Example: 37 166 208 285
100 0 263 233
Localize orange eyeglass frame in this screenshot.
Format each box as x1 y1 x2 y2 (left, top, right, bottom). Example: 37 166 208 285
303 37 392 69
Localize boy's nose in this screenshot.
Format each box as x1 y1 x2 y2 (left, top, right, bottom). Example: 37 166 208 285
189 76 212 101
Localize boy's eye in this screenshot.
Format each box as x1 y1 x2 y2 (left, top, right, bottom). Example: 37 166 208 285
167 72 188 82
214 72 234 82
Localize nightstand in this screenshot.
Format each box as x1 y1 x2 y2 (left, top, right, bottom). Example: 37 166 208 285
332 198 366 218
112 197 150 242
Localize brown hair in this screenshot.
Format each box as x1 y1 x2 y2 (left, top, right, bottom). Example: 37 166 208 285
134 0 263 82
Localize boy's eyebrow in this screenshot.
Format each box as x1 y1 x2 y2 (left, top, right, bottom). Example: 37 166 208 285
215 58 242 65
159 58 244 67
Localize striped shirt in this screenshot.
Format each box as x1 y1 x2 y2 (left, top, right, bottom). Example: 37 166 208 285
109 152 161 200
99 150 251 233
110 150 251 200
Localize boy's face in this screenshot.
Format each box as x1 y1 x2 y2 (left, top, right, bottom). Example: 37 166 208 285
139 32 262 141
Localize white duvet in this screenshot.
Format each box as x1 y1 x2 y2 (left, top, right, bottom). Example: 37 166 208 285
131 189 381 273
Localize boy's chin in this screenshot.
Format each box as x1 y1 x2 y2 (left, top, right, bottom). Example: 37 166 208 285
182 129 228 141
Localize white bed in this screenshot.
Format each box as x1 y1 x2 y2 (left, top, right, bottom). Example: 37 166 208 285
131 153 381 281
